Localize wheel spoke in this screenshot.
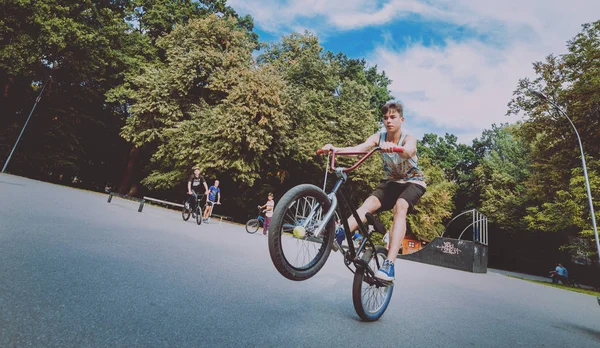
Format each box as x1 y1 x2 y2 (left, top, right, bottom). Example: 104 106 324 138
280 195 330 270
355 250 393 319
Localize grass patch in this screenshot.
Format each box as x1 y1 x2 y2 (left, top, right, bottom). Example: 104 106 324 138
507 276 600 297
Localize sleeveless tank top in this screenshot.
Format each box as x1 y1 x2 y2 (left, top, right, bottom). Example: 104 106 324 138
379 132 426 185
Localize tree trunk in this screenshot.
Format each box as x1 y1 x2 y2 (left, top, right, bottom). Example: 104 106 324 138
119 145 140 194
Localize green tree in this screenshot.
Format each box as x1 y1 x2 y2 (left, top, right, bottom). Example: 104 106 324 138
114 15 263 189
407 157 457 241
419 132 478 214
128 0 257 44
0 0 136 186
474 124 532 235
507 20 600 261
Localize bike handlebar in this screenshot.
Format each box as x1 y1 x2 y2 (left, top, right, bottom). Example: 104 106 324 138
316 147 404 155
317 146 404 172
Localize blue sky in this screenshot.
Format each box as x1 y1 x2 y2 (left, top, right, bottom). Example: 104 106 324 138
228 0 600 144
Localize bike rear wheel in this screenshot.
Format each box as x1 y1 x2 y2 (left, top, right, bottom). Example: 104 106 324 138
268 184 334 281
352 247 394 321
245 219 260 234
182 201 191 221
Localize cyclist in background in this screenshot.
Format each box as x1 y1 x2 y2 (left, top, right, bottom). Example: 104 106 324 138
259 193 274 236
203 180 221 222
186 167 209 216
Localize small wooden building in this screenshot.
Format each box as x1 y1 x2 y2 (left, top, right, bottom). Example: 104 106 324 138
402 234 429 255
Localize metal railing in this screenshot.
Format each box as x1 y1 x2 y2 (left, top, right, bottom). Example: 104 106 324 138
442 209 488 245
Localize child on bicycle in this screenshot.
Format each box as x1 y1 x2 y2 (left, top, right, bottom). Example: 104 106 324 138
320 100 426 282
259 193 275 236
203 180 221 221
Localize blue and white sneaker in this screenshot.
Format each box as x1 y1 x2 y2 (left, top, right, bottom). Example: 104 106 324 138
332 227 345 252
375 260 395 282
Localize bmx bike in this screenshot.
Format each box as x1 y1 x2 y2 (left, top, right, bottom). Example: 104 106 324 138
182 192 206 225
268 146 403 321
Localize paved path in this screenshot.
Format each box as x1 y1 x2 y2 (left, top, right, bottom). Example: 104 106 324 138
489 268 558 282
1 174 600 347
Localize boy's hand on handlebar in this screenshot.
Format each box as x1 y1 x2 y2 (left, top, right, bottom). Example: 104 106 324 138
380 141 397 153
319 144 336 154
380 142 404 153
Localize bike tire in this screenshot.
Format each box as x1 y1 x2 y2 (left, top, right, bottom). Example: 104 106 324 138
196 205 202 225
245 219 260 234
268 184 334 281
352 247 394 322
182 202 191 221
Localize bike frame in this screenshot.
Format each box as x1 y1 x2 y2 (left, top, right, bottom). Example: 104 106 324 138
317 147 403 275
189 192 206 212
331 174 380 272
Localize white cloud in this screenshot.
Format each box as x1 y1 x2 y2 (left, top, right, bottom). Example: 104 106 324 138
229 0 600 143
370 39 540 143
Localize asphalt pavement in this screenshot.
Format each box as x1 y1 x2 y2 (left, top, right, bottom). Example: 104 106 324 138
1 173 600 347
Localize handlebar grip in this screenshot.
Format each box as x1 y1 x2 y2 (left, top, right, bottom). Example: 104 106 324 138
392 147 404 153
316 149 327 155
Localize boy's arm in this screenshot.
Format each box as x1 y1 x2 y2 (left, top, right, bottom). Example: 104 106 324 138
187 181 192 193
400 134 417 159
217 191 221 203
321 133 380 153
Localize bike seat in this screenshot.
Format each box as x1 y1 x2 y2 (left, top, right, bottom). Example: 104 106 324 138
365 213 387 235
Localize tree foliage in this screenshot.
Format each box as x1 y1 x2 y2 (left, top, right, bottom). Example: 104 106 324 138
3 1 599 275
507 20 600 262
0 0 135 185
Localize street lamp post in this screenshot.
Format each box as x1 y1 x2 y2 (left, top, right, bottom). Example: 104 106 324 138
2 78 50 173
530 90 600 265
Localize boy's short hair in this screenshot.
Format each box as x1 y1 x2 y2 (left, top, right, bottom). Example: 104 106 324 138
382 100 404 117
268 192 274 197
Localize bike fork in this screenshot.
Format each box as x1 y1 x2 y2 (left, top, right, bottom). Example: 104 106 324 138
312 194 338 238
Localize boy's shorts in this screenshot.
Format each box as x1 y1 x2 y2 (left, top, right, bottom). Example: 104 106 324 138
371 181 426 213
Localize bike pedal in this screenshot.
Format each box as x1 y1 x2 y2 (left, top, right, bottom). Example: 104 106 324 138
365 212 387 234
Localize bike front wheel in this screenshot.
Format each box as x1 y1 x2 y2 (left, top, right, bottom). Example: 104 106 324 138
182 202 191 221
245 219 260 234
352 247 394 321
268 184 334 281
196 205 203 225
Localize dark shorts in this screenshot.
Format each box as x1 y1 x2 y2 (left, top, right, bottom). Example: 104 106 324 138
371 181 426 213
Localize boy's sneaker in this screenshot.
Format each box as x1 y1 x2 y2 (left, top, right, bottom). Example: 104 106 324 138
332 227 345 252
185 202 190 209
375 260 395 282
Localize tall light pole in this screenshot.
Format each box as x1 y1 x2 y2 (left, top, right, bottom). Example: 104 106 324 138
530 90 600 265
2 78 51 173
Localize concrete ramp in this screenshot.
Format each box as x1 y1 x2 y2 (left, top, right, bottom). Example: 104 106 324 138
398 237 487 273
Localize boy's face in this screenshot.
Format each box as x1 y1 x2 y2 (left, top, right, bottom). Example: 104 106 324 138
382 109 404 133
214 180 219 187
194 169 200 176
268 195 273 200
